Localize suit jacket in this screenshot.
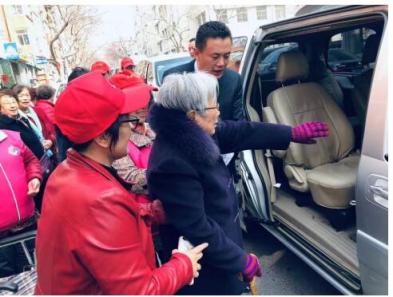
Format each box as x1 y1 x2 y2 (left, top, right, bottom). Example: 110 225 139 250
163 60 244 121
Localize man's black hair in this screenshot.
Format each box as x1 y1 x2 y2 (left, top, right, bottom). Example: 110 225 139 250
36 85 55 100
195 21 232 51
189 37 196 43
67 67 89 83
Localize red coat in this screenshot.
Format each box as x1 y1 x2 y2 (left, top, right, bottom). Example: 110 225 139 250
35 149 193 294
32 106 55 144
35 100 55 124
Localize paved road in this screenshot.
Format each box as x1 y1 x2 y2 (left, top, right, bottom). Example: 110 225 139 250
243 224 340 295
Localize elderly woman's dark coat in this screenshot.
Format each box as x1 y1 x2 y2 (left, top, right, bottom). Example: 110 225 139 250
147 104 292 295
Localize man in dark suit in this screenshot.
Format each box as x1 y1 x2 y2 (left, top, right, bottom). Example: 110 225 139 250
163 21 244 121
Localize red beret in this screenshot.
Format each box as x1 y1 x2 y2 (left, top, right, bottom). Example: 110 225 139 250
54 72 138 144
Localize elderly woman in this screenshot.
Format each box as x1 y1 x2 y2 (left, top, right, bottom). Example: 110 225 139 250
0 90 44 159
12 85 53 151
147 72 329 295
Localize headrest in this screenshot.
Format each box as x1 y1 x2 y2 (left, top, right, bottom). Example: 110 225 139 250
362 34 381 65
276 51 309 82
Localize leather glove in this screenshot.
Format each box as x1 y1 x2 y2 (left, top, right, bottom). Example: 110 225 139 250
242 253 262 283
291 121 329 144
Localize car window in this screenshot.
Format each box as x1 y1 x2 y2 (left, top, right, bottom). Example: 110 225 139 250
257 42 298 77
155 56 192 86
327 28 375 73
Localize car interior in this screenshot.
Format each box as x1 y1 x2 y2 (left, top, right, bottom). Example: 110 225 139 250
244 14 385 285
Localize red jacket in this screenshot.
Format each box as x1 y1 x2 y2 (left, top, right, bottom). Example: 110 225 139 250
35 150 193 294
32 106 55 144
35 100 55 124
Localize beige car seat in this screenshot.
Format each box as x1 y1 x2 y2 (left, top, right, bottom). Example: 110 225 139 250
262 51 359 209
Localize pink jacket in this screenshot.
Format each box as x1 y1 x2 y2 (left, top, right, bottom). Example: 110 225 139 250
0 130 42 232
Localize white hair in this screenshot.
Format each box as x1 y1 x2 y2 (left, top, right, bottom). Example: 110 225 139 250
157 72 218 114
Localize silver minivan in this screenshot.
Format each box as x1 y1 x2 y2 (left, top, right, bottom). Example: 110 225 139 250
238 5 388 294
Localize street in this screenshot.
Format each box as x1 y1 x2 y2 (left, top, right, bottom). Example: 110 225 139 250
243 224 340 295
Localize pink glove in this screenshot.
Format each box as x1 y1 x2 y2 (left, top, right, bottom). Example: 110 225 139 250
291 121 329 144
242 253 262 283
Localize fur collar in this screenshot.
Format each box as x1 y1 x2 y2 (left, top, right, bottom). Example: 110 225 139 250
148 103 220 166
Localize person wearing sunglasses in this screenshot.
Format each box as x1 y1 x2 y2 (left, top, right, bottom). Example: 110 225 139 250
35 72 208 294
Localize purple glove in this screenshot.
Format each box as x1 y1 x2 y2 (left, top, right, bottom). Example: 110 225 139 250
291 121 329 144
242 253 262 283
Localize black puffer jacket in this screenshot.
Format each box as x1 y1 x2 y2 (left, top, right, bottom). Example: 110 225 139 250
0 114 44 158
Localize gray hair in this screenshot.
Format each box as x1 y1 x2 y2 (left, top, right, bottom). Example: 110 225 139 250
157 72 218 114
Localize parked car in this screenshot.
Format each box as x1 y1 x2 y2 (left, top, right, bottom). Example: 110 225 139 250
327 48 362 72
238 5 387 295
136 53 192 87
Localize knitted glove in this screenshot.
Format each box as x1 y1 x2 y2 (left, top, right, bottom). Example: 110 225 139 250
291 121 329 144
242 253 262 283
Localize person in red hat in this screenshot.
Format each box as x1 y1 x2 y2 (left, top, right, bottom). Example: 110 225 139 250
110 72 156 201
120 56 144 79
34 71 208 295
91 60 111 79
120 57 135 72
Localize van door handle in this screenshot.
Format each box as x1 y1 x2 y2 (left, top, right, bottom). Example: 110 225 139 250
370 185 388 199
369 185 388 208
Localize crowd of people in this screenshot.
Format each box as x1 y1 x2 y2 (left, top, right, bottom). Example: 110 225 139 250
0 21 329 295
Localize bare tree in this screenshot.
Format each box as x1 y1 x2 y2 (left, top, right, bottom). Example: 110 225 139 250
103 38 136 67
34 5 100 78
135 6 191 55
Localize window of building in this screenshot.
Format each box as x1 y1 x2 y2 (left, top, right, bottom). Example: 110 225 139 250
275 6 286 19
256 6 267 20
16 30 30 45
12 5 23 15
218 9 228 23
236 8 248 23
197 12 206 26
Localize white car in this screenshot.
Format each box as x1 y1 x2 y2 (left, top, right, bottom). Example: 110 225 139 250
136 52 192 87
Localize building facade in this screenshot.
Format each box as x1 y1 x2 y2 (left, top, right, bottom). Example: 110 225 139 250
133 5 302 57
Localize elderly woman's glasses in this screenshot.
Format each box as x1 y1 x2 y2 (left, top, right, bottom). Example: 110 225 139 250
204 103 220 111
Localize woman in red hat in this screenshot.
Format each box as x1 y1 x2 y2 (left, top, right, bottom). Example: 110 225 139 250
35 72 207 294
110 72 155 203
